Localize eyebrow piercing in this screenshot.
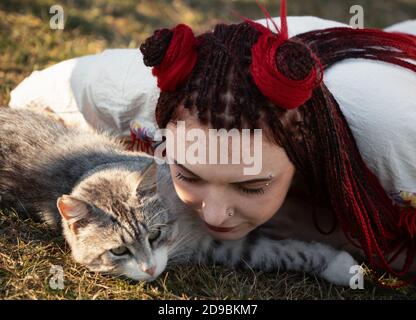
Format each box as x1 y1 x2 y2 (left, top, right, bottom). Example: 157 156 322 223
265 174 274 187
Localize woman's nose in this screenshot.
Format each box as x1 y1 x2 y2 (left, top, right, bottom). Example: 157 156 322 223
201 201 230 227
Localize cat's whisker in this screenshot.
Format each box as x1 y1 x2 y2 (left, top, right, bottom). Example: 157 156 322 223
168 234 192 255
146 208 168 224
150 223 169 229
167 229 199 257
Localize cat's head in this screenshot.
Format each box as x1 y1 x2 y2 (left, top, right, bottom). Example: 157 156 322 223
56 163 177 281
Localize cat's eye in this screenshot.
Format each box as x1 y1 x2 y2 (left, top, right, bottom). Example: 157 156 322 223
148 228 161 242
110 246 130 256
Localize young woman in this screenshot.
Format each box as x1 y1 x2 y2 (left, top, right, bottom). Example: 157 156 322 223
136 0 416 284
9 1 416 283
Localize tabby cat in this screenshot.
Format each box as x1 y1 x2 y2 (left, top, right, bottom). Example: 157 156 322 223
0 108 357 285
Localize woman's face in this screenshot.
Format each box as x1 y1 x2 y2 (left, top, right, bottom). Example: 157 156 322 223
166 112 296 241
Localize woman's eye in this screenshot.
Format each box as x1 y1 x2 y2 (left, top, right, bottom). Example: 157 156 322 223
148 228 161 242
110 246 130 256
175 172 200 183
238 186 266 196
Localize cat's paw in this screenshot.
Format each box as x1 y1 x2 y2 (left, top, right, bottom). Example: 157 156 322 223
320 251 358 286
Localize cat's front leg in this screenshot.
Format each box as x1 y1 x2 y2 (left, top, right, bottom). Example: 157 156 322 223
199 236 358 286
318 249 359 286
242 238 359 286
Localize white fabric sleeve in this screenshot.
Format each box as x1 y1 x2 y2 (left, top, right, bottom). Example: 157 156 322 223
384 20 416 35
8 16 346 137
322 20 416 194
258 18 416 194
9 55 95 131
10 49 160 137
8 16 416 195
74 48 160 137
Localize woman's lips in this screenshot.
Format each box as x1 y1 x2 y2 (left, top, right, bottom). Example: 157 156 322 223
205 223 236 233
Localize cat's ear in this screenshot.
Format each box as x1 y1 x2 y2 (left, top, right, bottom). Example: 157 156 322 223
57 195 91 233
129 163 158 197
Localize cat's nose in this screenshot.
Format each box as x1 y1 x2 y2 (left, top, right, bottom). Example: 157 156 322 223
142 265 156 276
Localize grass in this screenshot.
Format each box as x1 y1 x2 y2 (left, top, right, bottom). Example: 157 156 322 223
1 208 415 300
1 0 416 300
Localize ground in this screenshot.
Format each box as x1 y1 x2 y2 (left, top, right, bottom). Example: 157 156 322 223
1 0 416 300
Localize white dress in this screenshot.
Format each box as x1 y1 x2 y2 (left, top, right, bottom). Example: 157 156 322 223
9 16 416 205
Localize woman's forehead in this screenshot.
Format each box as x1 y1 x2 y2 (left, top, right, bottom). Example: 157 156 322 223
166 127 289 180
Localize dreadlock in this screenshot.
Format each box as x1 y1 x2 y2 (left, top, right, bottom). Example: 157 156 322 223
139 4 416 283
141 23 282 135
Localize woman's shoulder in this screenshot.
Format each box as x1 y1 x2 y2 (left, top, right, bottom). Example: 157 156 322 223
324 58 416 195
323 21 416 195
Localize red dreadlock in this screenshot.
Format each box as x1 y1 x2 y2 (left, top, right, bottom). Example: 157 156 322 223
139 0 416 283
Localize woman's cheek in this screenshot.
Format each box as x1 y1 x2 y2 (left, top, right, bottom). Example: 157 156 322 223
241 188 286 225
238 201 274 226
172 179 202 207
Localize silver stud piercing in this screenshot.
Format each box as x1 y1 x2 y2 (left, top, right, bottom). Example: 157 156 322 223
265 174 273 187
226 208 234 217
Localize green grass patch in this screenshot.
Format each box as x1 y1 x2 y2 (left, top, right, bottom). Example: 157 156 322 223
1 208 415 299
1 0 416 299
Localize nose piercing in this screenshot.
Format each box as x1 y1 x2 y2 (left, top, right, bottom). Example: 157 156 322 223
226 208 234 216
